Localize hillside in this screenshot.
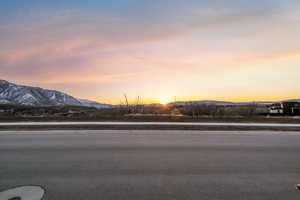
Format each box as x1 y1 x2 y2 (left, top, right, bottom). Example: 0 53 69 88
0 80 110 108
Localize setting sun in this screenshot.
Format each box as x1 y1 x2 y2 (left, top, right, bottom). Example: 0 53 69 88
159 97 172 105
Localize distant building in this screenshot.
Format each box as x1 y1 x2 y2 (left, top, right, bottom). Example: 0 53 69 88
269 101 300 115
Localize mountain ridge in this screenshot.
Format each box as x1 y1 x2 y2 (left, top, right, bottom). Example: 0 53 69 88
168 99 299 106
0 80 110 108
1 79 299 108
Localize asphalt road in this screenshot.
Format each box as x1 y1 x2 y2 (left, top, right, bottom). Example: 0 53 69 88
1 130 300 200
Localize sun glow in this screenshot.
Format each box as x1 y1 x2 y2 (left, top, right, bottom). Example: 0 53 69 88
159 97 172 105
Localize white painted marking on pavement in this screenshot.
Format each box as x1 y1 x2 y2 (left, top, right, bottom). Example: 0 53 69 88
0 186 44 200
0 130 299 136
0 121 300 127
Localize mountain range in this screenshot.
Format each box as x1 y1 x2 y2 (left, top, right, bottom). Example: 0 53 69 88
0 80 110 108
1 79 299 108
169 99 300 106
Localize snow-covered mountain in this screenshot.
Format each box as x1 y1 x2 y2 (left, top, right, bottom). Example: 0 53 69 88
169 100 275 106
78 99 111 108
0 80 110 108
169 100 235 106
282 99 300 103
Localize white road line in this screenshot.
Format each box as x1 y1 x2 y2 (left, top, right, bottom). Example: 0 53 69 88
0 121 300 127
0 186 45 200
0 130 299 135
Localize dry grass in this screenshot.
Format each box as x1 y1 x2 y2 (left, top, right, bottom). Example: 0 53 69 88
0 125 300 132
1 115 300 123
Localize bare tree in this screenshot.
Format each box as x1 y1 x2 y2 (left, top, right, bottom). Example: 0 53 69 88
123 94 130 113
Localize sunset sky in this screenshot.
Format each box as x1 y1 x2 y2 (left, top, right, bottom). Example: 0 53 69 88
1 0 300 104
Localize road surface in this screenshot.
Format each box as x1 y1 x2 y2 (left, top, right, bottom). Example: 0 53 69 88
1 130 300 200
1 121 300 127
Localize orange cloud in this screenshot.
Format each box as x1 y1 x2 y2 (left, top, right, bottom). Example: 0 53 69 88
1 7 300 103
